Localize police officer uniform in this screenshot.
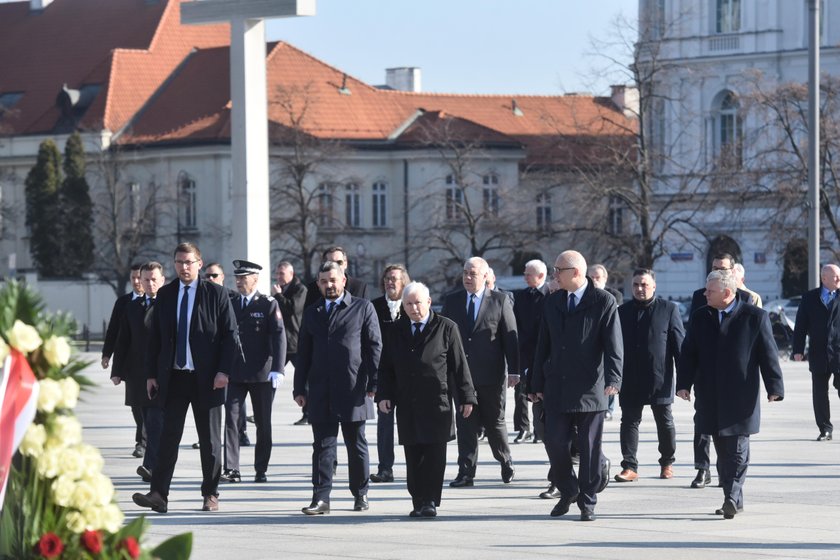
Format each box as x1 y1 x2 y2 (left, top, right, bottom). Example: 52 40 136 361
222 260 286 483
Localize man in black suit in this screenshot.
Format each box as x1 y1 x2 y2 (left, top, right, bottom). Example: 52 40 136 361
112 261 165 483
132 242 239 514
513 259 549 445
678 269 783 519
443 256 519 487
792 263 840 441
370 264 410 483
614 268 684 483
303 246 369 309
530 250 622 522
103 262 145 458
294 261 382 515
221 260 286 484
687 252 760 489
378 281 477 518
272 261 309 425
588 263 622 420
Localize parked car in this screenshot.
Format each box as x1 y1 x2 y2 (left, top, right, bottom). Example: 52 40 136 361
764 296 801 323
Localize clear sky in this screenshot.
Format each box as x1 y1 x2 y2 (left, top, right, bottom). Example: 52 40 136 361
266 0 636 96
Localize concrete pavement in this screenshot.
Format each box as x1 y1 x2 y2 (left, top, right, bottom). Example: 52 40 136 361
73 355 840 559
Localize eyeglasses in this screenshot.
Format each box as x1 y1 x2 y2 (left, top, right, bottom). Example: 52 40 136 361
462 271 482 278
175 259 199 267
553 266 575 275
205 273 220 279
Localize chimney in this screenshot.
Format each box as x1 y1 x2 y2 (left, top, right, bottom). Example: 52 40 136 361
611 85 639 118
385 67 422 93
30 0 54 11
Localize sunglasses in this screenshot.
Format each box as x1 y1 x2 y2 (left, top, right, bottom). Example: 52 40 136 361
205 273 220 279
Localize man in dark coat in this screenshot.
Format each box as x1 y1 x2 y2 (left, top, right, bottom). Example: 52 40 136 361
530 250 622 522
442 256 519 487
222 260 286 484
678 268 783 519
103 263 145 458
294 261 382 515
272 261 309 425
377 282 477 518
588 263 623 420
303 246 369 309
513 260 549 445
686 252 760 489
792 263 840 441
614 268 684 482
370 264 410 483
112 261 165 483
132 242 239 514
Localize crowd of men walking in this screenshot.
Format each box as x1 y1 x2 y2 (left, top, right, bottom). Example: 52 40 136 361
103 242 840 521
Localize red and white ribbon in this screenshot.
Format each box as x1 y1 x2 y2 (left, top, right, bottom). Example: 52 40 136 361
0 350 39 511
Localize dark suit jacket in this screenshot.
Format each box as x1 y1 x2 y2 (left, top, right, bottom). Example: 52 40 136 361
531 280 623 412
294 292 382 423
605 286 623 305
372 295 404 333
231 292 286 382
377 312 477 445
103 292 140 359
146 278 239 408
689 287 757 316
513 285 549 387
440 287 519 386
304 275 369 309
617 297 684 407
113 297 159 408
678 298 785 436
792 287 840 374
275 276 307 355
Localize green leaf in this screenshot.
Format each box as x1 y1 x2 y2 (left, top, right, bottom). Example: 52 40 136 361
150 532 192 560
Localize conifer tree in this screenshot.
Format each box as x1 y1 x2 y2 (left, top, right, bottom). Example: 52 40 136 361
60 132 94 275
24 139 62 276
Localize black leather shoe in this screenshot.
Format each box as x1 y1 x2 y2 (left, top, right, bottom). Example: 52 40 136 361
532 436 542 444
191 442 200 449
132 491 167 513
132 443 145 458
220 469 241 483
239 433 251 447
370 470 394 483
136 465 152 483
254 472 267 483
539 484 561 499
721 498 739 519
409 509 421 518
501 461 515 483
691 469 712 488
302 500 330 515
420 501 437 517
817 431 833 441
513 430 532 443
246 415 255 424
294 415 309 426
715 502 744 516
353 495 369 511
596 457 610 493
550 494 577 517
449 473 474 487
580 509 596 521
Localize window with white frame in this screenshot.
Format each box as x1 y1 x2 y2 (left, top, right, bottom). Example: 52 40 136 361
179 173 197 230
317 183 334 227
372 181 387 227
716 0 741 33
536 193 552 230
445 175 463 221
345 183 360 228
718 91 743 167
128 182 141 225
608 195 624 235
483 174 500 217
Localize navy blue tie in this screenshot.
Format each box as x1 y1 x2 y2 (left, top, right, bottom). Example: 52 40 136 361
568 293 576 312
467 294 476 332
176 285 190 368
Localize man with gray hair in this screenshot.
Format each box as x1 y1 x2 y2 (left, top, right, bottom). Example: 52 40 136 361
443 256 519 487
732 263 763 308
678 268 783 519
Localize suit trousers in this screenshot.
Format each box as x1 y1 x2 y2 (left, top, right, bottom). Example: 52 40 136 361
310 420 370 502
533 400 545 441
403 442 447 510
811 370 835 434
376 407 395 473
619 403 676 472
512 382 531 432
151 370 223 499
455 381 512 477
141 406 164 471
693 432 718 472
225 381 274 474
544 409 606 509
716 434 750 509
131 405 146 446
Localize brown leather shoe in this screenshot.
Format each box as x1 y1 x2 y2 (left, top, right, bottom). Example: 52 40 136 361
660 465 674 479
202 495 219 512
132 491 167 513
614 468 638 482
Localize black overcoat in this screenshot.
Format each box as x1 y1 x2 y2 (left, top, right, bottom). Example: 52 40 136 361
792 287 840 374
513 285 549 389
113 297 159 408
275 276 307 355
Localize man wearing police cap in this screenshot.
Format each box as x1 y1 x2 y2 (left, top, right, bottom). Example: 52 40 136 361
221 259 286 483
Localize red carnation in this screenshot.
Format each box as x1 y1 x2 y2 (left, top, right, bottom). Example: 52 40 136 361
81 530 103 554
120 536 141 559
35 532 64 558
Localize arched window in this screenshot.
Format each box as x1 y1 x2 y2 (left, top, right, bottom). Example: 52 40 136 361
716 0 741 33
178 172 197 230
716 91 743 167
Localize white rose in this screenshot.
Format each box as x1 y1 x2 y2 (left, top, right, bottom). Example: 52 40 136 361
36 446 62 479
0 337 8 362
51 474 76 507
71 480 97 511
57 377 80 409
6 320 42 354
83 504 104 531
78 444 104 478
42 336 71 367
86 472 114 506
101 503 124 533
51 415 82 446
58 447 85 480
66 510 89 533
37 378 62 413
19 423 47 458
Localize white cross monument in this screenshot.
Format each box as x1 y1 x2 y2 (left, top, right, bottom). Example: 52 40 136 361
181 0 316 290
